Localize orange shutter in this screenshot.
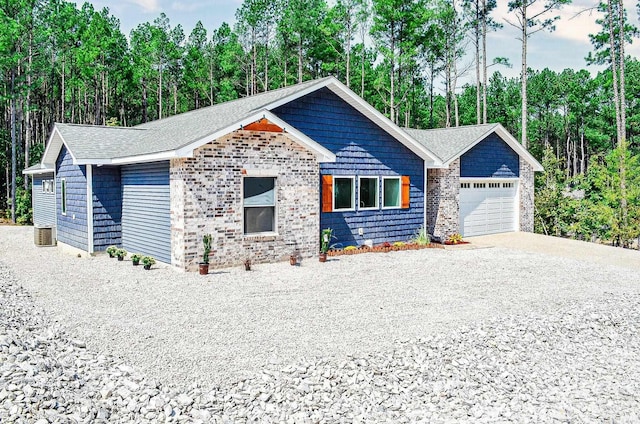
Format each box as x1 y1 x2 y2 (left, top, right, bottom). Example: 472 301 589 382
401 176 410 209
322 175 333 212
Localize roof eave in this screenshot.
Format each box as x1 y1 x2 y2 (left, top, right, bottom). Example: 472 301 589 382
323 79 443 166
440 124 544 172
174 110 336 163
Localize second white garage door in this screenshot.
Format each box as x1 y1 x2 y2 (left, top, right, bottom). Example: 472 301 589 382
459 180 518 237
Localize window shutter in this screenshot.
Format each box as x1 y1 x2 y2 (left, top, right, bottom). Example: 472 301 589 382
401 176 410 209
322 175 333 212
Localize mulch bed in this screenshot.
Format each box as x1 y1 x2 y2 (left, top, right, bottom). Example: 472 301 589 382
327 243 444 257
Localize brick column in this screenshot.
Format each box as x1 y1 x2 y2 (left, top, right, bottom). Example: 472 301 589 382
426 159 460 241
519 160 535 232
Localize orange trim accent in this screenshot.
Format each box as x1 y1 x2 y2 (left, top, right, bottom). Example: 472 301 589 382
401 176 410 209
322 175 333 212
244 118 283 133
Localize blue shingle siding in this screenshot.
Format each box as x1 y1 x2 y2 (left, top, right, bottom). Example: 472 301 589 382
56 146 88 251
460 134 520 178
32 173 56 227
92 166 122 251
274 87 424 246
121 162 171 263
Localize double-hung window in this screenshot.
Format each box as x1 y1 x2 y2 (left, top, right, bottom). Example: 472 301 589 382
243 177 276 234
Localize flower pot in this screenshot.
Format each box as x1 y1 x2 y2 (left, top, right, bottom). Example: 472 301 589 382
117 256 124 261
143 264 151 270
199 263 209 275
290 255 297 266
319 252 327 262
244 260 252 271
132 260 140 266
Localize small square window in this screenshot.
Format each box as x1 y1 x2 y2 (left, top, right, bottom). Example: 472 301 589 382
460 182 470 189
382 177 401 208
359 177 378 210
334 177 355 211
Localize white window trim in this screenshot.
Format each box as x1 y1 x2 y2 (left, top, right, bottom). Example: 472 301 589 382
333 176 356 212
242 175 278 236
381 176 402 210
358 176 379 211
60 178 67 216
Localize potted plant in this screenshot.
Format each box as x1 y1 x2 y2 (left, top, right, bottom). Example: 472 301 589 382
115 248 127 261
319 228 333 262
130 253 142 266
142 256 155 270
199 234 212 275
106 245 118 258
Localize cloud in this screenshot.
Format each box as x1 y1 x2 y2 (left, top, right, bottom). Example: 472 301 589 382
126 0 160 13
171 1 205 12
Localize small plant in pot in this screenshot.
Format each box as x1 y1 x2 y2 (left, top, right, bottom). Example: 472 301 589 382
199 234 212 275
142 256 155 270
130 253 142 266
115 248 127 261
319 228 333 262
106 245 118 258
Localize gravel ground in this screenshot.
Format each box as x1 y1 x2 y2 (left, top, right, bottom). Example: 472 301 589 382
2 225 640 422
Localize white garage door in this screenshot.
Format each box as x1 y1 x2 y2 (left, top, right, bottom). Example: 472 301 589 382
459 180 517 237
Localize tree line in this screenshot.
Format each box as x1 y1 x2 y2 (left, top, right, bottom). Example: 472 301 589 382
1 0 639 247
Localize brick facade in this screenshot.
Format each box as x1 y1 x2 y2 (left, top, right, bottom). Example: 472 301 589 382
519 160 535 232
426 159 460 241
170 130 320 271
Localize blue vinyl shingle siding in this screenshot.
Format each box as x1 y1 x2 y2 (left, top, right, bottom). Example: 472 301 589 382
32 173 56 227
121 162 171 263
92 166 122 251
460 134 519 178
274 87 424 246
56 146 88 251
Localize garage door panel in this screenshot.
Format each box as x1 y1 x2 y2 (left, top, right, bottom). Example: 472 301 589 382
459 181 517 237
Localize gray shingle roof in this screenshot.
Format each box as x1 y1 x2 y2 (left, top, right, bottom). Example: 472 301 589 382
54 124 147 160
54 77 334 161
403 124 500 163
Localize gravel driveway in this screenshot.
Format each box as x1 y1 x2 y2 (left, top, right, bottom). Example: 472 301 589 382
2 226 640 422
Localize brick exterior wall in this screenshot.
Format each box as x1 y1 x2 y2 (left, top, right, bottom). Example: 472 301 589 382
171 130 320 271
519 160 535 232
426 159 460 241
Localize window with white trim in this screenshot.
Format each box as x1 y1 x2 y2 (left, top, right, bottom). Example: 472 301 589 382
382 177 401 208
60 178 67 215
460 182 470 189
42 179 54 194
503 182 514 188
488 182 500 188
473 182 486 189
359 177 378 209
333 177 355 211
243 177 276 234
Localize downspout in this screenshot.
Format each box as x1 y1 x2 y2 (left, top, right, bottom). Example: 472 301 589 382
86 165 94 254
423 161 428 232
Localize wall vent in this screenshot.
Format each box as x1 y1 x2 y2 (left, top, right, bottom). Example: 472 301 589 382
34 227 55 247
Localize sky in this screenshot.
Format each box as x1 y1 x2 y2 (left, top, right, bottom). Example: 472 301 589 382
89 0 640 84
